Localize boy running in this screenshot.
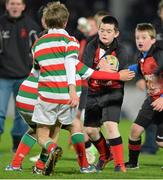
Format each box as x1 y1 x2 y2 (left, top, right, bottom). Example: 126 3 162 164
125 23 163 169
83 15 131 172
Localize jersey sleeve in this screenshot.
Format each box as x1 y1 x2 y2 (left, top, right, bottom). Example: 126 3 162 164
64 37 80 85
76 60 94 79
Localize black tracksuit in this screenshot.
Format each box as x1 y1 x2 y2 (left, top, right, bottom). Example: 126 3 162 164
0 13 41 79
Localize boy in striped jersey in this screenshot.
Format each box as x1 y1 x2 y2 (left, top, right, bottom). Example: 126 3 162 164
6 2 135 174
30 2 95 174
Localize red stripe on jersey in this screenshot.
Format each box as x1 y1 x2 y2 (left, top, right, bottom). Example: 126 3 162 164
76 61 84 71
81 80 88 87
20 85 38 94
16 101 34 111
66 46 79 52
41 64 65 73
128 144 141 151
43 33 76 42
39 80 82 88
40 95 69 104
34 46 65 59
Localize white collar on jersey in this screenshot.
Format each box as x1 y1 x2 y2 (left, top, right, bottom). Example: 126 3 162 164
48 28 69 35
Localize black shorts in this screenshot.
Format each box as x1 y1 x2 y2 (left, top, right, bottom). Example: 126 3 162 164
135 96 163 138
84 88 123 127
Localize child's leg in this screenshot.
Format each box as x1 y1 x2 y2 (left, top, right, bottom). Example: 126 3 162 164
6 112 37 170
70 118 89 168
125 97 154 169
33 100 59 154
86 127 109 164
34 122 62 175
104 121 126 172
125 123 143 168
10 129 36 168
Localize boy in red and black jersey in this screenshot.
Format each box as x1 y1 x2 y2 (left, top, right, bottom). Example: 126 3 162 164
125 23 163 169
83 15 130 172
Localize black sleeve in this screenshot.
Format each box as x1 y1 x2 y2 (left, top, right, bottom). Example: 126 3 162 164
79 46 89 110
79 42 93 110
135 61 144 81
26 16 41 47
154 49 163 76
135 72 144 82
83 42 95 68
78 86 88 110
116 45 129 70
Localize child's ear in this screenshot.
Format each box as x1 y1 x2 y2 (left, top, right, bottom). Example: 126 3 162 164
152 38 156 45
115 31 119 38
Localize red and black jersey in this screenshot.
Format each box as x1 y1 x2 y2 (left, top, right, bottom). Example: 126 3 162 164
83 36 129 94
137 45 163 100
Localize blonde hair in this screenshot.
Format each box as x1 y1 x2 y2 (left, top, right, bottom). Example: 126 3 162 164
136 23 156 39
94 11 109 28
43 1 69 29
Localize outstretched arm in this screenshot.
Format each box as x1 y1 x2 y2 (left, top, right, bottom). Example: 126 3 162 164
90 70 135 81
76 60 135 81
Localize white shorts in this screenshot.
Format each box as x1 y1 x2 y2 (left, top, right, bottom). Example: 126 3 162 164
32 98 77 125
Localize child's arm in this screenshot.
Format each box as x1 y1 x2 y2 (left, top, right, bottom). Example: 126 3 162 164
90 70 135 81
64 37 79 107
65 57 79 107
64 56 76 85
76 60 135 81
128 64 139 73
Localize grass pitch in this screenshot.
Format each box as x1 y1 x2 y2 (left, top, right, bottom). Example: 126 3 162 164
0 118 163 179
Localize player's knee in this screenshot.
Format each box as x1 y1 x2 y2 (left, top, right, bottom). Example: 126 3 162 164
85 127 98 138
130 124 143 140
104 121 118 135
71 119 82 132
85 127 94 136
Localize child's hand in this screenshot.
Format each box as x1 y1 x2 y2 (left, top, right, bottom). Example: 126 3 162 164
68 91 79 108
119 69 135 81
151 97 163 112
98 57 117 72
68 84 79 108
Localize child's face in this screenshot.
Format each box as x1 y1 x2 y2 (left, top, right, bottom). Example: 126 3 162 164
98 23 119 46
135 30 156 52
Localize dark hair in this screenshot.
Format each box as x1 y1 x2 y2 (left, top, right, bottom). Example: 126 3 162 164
101 15 119 32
